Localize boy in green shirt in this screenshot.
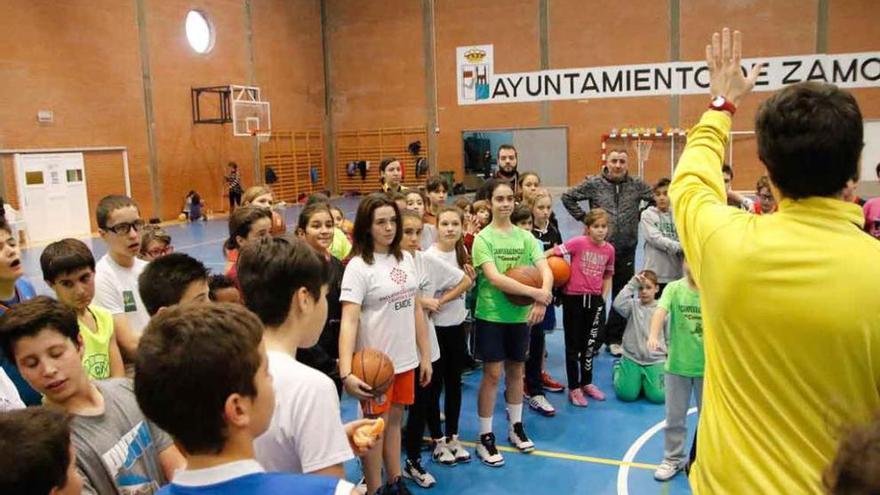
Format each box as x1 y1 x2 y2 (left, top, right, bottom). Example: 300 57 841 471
41 239 124 380
648 259 703 482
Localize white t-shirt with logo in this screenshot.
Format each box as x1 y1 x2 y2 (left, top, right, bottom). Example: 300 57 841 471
340 252 420 373
414 251 465 362
423 246 469 327
94 254 150 334
254 352 353 474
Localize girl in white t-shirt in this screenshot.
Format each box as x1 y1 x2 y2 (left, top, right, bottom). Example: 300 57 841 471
399 211 472 486
339 194 433 495
424 206 477 463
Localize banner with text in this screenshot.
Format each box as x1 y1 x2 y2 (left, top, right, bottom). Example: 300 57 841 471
456 45 880 105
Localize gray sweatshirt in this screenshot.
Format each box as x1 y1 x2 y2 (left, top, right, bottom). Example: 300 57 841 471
613 278 666 365
640 206 683 283
561 170 653 250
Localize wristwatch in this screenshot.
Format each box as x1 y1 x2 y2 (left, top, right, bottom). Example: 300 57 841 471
709 96 736 115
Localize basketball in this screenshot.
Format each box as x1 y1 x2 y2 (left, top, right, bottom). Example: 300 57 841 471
504 265 543 305
351 348 395 395
178 213 186 221
341 219 354 234
547 256 571 288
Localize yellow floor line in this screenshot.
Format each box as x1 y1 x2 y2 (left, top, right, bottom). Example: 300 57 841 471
430 438 658 471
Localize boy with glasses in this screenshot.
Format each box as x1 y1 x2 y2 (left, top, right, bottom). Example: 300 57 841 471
92 195 148 358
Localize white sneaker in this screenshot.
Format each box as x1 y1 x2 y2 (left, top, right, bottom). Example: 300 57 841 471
527 394 556 416
476 433 505 467
508 422 535 453
354 476 367 494
403 458 437 488
432 437 456 466
653 460 681 481
447 435 471 463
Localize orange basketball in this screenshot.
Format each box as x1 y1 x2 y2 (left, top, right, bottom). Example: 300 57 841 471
351 348 395 394
341 219 354 235
504 265 543 306
547 256 571 288
270 210 286 236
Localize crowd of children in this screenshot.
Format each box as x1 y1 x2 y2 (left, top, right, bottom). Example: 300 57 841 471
0 134 878 494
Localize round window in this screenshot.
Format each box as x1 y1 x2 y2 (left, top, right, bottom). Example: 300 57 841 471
185 10 213 54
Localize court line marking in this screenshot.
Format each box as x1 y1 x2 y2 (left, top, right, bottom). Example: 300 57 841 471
435 438 658 470
616 407 697 495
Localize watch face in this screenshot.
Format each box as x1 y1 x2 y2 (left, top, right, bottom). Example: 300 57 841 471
712 96 725 107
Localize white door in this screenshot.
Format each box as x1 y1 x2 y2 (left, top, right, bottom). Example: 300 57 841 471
14 153 91 243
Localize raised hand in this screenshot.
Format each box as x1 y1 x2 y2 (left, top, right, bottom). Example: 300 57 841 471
705 28 763 107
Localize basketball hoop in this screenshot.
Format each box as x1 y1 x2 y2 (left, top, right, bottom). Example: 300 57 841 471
631 138 653 177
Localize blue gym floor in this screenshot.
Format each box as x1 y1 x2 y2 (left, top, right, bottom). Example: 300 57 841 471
19 196 697 495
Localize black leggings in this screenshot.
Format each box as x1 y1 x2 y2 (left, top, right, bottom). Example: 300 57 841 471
228 189 242 210
405 364 441 460
562 294 605 389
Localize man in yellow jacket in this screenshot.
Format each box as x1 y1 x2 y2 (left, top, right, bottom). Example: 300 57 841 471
671 29 880 494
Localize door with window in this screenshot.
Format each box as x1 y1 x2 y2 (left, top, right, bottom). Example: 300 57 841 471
14 153 91 243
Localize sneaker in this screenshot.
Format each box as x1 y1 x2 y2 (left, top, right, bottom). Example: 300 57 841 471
432 437 456 466
568 388 589 407
608 343 623 357
447 434 471 463
383 476 415 494
355 477 367 495
402 458 437 488
541 372 564 393
476 433 505 467
653 460 682 481
508 422 535 453
582 384 606 401
527 394 556 416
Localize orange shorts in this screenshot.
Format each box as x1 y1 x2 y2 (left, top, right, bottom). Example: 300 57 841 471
361 369 415 416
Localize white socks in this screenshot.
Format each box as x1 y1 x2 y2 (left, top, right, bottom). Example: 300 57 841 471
479 416 493 435
508 403 523 424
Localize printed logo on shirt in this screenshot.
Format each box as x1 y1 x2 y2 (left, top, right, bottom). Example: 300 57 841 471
122 291 137 313
579 251 610 279
658 218 679 241
100 421 160 494
83 353 110 379
390 267 408 287
678 304 703 338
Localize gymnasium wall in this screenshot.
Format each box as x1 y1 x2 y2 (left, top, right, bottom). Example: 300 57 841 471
2 1 878 229
326 0 880 192
0 0 323 223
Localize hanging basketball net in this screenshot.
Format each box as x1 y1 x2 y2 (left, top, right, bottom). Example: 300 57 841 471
631 138 653 178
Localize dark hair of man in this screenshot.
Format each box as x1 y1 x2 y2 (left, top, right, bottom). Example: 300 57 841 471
425 176 448 193
722 164 734 177
511 204 533 225
0 296 79 363
497 144 518 159
297 203 334 233
40 238 96 284
437 206 470 268
135 302 264 455
756 81 863 200
238 235 328 327
654 177 672 191
0 407 73 494
138 253 209 316
823 413 880 495
96 195 138 230
208 274 237 301
351 193 403 265
225 205 272 251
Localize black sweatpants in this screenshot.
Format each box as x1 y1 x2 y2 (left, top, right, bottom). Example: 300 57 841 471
404 364 442 461
603 246 636 346
524 325 546 397
562 293 605 389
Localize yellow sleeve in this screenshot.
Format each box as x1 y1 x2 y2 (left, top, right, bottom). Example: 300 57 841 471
669 110 735 284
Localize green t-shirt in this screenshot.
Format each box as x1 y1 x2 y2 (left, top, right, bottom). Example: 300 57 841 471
658 278 704 377
472 224 544 323
78 305 115 380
